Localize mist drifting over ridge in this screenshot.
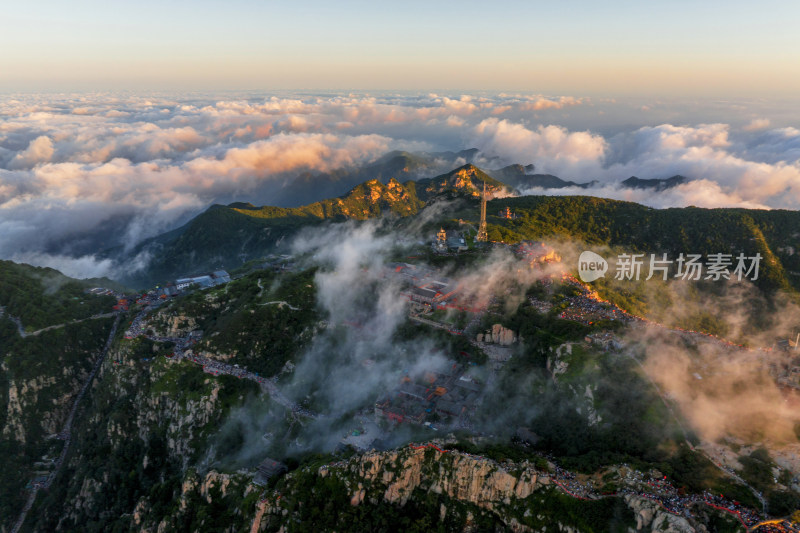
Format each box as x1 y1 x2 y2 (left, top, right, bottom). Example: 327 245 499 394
2 91 800 279
196 209 800 470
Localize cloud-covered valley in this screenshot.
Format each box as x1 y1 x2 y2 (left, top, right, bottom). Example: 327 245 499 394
1 92 800 278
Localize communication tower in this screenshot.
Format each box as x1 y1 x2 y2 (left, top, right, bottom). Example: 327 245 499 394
476 181 489 242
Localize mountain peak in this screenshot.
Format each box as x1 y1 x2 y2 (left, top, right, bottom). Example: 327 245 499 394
415 164 510 201
622 175 689 191
444 164 506 188
227 201 257 210
493 164 528 179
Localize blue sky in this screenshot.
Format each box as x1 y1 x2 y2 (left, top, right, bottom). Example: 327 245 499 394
2 0 799 95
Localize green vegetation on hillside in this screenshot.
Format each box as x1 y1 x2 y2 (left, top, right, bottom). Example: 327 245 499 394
0 317 115 529
0 260 116 330
151 268 320 376
266 453 634 532
392 320 488 365
414 164 509 201
124 177 426 287
484 196 799 292
236 178 423 221
123 166 800 298
27 353 258 532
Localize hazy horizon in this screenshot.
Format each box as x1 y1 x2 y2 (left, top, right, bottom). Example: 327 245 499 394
3 0 800 97
2 1 800 277
2 89 800 278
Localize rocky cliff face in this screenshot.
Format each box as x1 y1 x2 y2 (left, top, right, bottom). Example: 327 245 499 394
257 447 703 532
545 343 603 427
131 469 256 533
337 447 541 511
98 341 222 463
24 333 259 532
314 178 422 220
477 324 517 346
147 311 199 339
1 317 116 532
1 326 107 445
2 373 58 443
623 494 697 533
420 165 506 198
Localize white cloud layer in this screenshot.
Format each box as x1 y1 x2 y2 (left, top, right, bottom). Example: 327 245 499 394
1 92 799 278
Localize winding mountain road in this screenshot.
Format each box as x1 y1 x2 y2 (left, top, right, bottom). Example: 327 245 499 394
1 306 116 339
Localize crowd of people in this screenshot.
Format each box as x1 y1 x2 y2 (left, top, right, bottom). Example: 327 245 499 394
416 447 776 530
123 297 165 339
558 295 626 325
544 459 773 530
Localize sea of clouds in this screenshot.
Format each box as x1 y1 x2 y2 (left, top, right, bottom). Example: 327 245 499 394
1 91 799 278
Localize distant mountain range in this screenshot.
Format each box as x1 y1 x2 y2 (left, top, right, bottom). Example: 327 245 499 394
488 164 598 190
259 150 690 208
104 157 800 295
116 163 500 286
32 149 695 263
621 175 689 191
487 164 692 193
260 149 482 208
